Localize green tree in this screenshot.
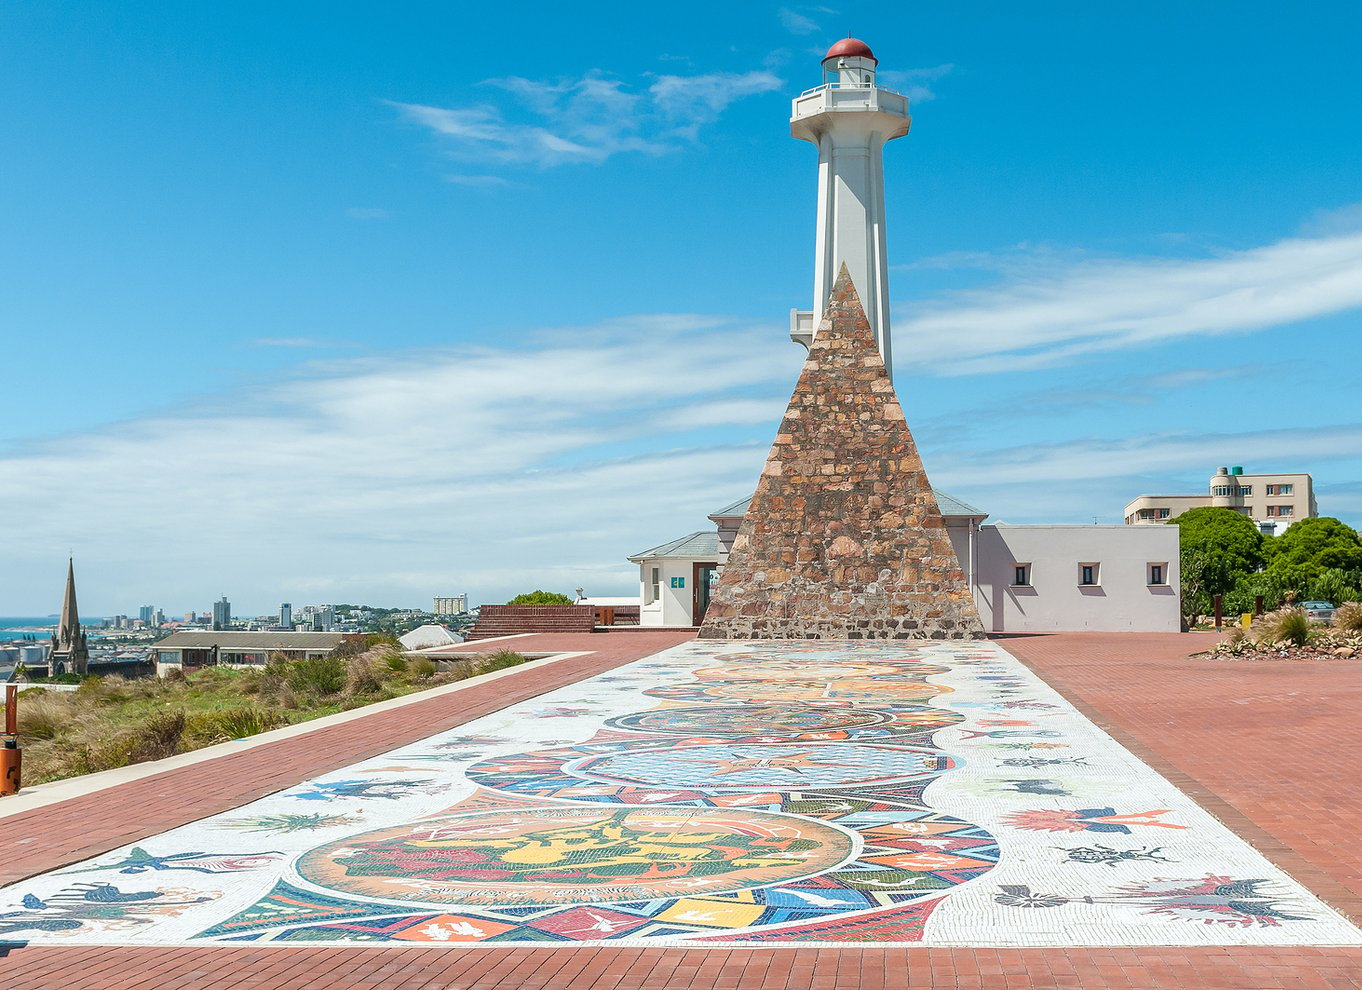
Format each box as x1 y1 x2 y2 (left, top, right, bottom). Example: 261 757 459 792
1170 508 1265 624
1264 517 1362 583
506 590 575 606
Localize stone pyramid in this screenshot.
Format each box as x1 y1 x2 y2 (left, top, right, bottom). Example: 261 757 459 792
698 266 986 640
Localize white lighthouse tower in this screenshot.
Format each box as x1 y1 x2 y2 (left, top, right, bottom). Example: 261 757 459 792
790 38 911 377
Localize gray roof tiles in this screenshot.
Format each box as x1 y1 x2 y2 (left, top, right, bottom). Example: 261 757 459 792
708 488 986 521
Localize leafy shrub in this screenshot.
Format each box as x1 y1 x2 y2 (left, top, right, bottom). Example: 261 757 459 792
161 665 186 683
285 656 347 696
1336 602 1362 634
1256 607 1310 647
506 590 574 606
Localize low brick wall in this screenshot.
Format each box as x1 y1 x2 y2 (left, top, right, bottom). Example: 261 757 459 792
467 605 597 640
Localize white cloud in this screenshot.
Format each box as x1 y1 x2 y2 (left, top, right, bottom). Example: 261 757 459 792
388 67 782 168
925 424 1362 525
895 218 1362 375
778 8 820 35
0 317 800 613
879 64 956 103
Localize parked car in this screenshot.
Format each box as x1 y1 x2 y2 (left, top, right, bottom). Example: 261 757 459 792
1302 601 1336 623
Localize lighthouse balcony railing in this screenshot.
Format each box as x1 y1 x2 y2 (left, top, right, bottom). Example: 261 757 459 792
793 83 909 117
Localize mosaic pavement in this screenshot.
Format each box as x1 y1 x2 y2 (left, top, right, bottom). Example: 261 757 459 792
2 641 1359 947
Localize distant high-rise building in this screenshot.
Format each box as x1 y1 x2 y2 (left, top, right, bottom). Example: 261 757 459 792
139 605 155 625
316 607 334 632
212 596 232 631
50 558 89 676
432 595 468 616
279 603 293 629
184 611 197 623
152 608 165 627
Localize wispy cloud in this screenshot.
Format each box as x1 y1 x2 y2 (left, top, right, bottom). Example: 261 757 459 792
879 64 956 103
926 424 1362 524
443 174 513 188
0 317 800 612
778 7 821 35
388 67 782 168
895 214 1362 375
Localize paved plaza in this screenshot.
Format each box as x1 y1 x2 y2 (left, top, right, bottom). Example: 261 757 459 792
4 632 1362 987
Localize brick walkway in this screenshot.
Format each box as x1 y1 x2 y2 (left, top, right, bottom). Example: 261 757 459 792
6 631 1362 989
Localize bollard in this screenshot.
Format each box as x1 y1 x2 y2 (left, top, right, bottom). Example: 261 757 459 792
2 684 19 796
1213 594 1224 629
1255 594 1265 617
1241 613 1253 631
1 739 19 796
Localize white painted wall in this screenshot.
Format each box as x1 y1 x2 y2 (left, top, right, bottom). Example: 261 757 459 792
971 524 1180 633
637 559 698 627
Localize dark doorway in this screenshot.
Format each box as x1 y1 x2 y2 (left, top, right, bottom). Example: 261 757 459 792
693 562 719 625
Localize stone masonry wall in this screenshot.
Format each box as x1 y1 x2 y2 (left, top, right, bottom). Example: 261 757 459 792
698 266 986 640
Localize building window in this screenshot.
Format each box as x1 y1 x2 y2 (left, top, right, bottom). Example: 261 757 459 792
1148 563 1166 586
1266 505 1276 517
1157 508 1171 519
1279 483 1293 495
1212 485 1231 496
650 566 660 603
1013 564 1031 587
1079 563 1099 586
1138 509 1155 520
1238 486 1252 496
1279 505 1293 517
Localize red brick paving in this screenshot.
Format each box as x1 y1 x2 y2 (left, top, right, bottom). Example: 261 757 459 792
6 630 1362 989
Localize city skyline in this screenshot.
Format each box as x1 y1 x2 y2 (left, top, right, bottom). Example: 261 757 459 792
3 3 1361 613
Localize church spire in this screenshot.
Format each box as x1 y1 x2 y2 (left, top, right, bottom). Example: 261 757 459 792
58 557 80 646
50 557 89 676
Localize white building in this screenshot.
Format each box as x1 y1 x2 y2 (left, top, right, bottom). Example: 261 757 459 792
630 494 1180 633
399 624 465 651
432 595 468 616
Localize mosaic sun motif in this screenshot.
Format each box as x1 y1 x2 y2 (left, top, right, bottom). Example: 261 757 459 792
294 807 854 906
568 742 951 791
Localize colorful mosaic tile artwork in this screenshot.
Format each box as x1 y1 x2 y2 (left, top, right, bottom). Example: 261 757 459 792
1 641 1359 947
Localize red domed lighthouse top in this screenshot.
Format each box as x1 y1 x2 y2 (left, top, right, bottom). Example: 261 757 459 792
822 37 876 64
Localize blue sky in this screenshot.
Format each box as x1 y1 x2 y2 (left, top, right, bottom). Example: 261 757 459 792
4 2 1361 615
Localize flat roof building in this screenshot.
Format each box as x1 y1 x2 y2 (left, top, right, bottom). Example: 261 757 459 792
1125 466 1316 535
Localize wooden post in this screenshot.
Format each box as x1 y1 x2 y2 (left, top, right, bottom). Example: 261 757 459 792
1255 594 1265 617
1213 594 1224 629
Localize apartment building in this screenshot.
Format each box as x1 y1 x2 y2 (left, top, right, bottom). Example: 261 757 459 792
1124 466 1317 534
